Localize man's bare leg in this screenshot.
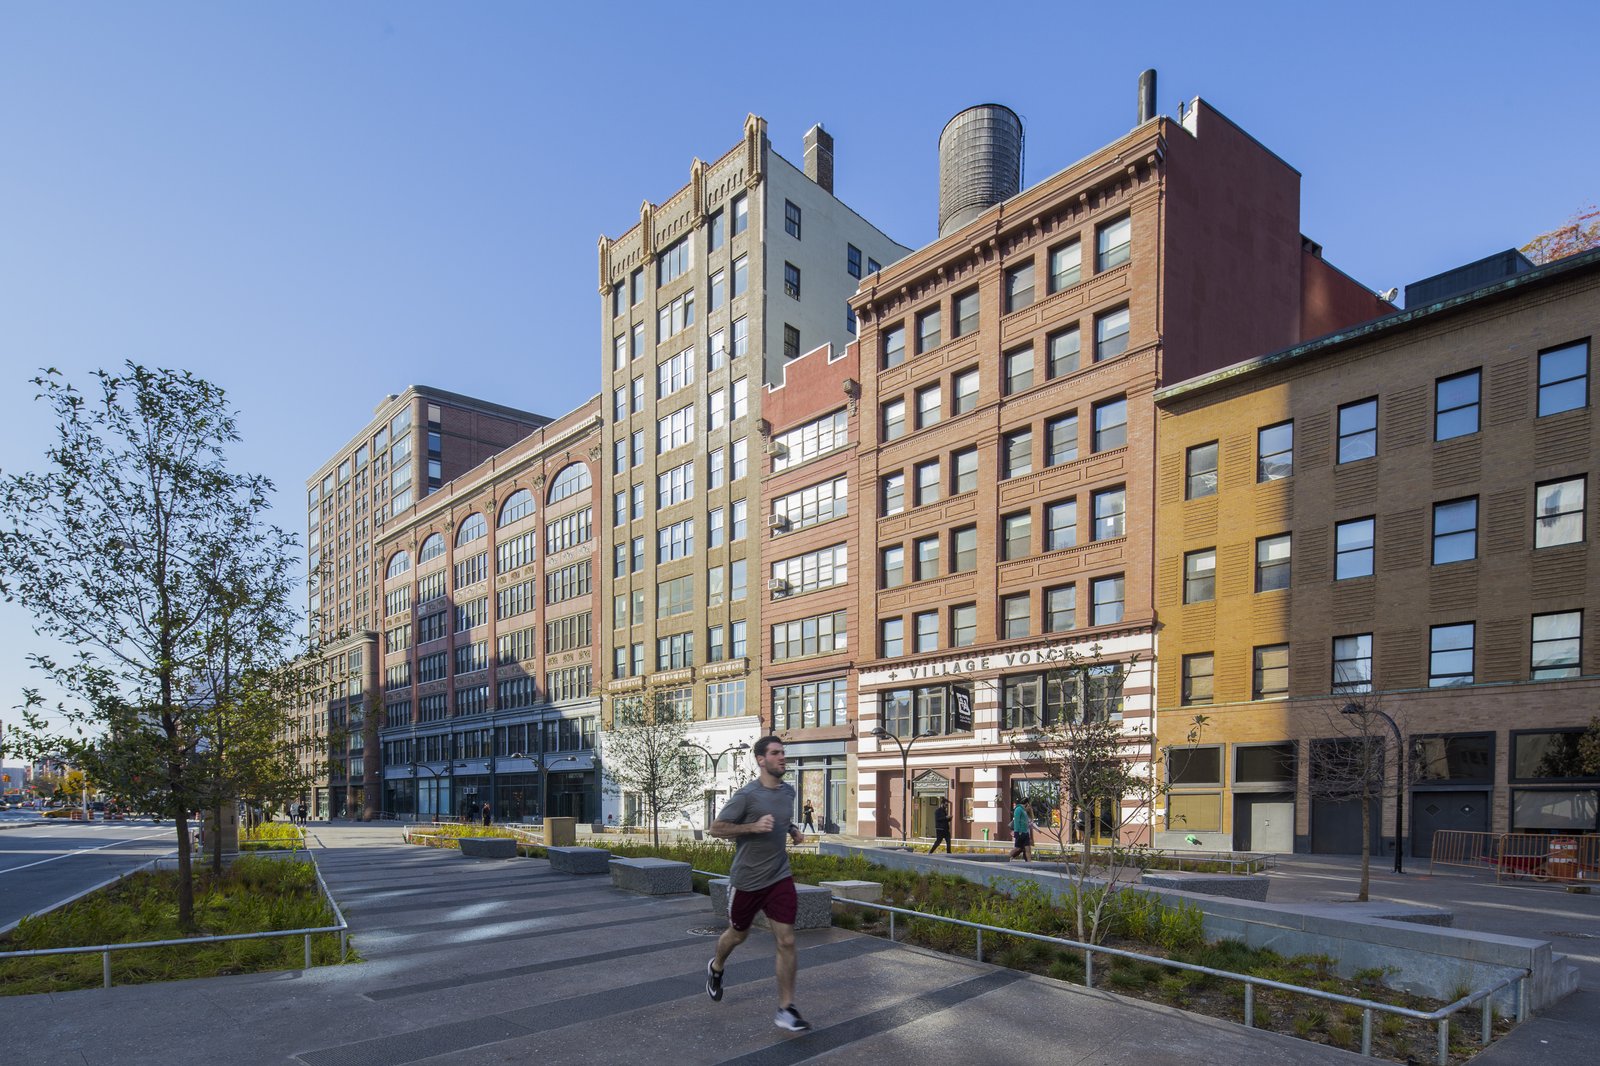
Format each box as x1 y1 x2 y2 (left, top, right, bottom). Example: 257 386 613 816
713 923 748 971
771 920 797 1007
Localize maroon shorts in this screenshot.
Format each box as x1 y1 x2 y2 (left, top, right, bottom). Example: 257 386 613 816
728 875 798 930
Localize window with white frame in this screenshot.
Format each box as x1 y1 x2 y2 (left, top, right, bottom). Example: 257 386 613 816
1256 534 1291 592
772 409 848 471
772 544 847 595
1096 215 1131 271
772 475 848 531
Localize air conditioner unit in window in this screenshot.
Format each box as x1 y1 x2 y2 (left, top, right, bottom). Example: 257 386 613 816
767 514 790 531
768 578 790 595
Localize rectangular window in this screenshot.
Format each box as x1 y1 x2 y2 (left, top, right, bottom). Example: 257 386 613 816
1049 239 1082 292
846 303 857 335
707 680 746 719
783 324 801 360
867 256 881 274
612 386 627 421
1096 215 1131 271
916 384 942 428
613 333 627 371
1091 574 1125 626
1535 476 1585 547
917 307 941 353
882 398 907 441
1095 306 1130 360
914 535 940 581
1532 611 1582 680
656 632 695 670
1432 497 1478 565
656 404 695 453
1045 585 1075 632
1046 413 1078 467
1046 499 1077 551
1092 486 1126 540
880 617 904 657
656 235 692 287
1333 633 1373 693
914 460 941 505
771 611 848 662
708 388 726 431
1337 398 1378 463
770 543 847 595
1183 548 1216 603
1003 429 1032 478
952 448 978 494
1257 421 1293 481
731 253 748 297
784 199 801 239
731 558 746 601
545 508 593 553
657 460 695 507
1435 369 1481 440
655 575 694 619
1004 261 1035 313
1047 326 1080 378
1182 653 1214 706
1335 517 1375 579
1256 533 1291 592
631 321 644 359
657 290 695 339
630 267 644 305
1002 511 1032 560
709 269 726 311
771 408 848 471
952 369 979 415
1092 396 1127 451
882 472 905 516
914 610 939 652
847 243 862 278
951 604 977 647
953 288 980 337
731 498 747 540
772 678 849 730
1005 345 1034 394
772 474 848 531
1002 593 1030 638
1252 644 1289 699
707 506 724 547
952 526 977 573
732 316 749 358
731 192 747 235
1186 441 1218 499
1538 341 1588 416
784 261 801 300
881 546 905 589
656 518 695 562
1430 622 1475 687
881 325 908 369
708 208 725 251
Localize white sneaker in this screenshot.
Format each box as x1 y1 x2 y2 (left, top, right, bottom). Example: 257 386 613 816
774 1005 811 1031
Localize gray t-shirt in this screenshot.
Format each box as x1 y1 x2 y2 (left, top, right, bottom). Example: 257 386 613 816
718 778 797 891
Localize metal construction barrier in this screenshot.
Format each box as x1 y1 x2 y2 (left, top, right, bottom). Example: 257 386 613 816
1430 830 1600 884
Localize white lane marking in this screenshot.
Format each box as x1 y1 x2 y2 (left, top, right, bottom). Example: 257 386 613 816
0 831 170 875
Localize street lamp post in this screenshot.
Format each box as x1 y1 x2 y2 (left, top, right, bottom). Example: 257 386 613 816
543 754 579 823
1342 702 1405 874
679 741 751 826
870 727 937 842
411 761 464 823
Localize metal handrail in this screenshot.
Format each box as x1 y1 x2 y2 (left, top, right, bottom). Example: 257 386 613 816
686 864 1524 1066
0 846 349 988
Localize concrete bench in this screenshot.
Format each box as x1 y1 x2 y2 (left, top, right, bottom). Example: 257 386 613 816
609 856 692 895
458 836 518 859
819 879 883 903
548 846 612 875
708 877 831 929
1141 871 1269 901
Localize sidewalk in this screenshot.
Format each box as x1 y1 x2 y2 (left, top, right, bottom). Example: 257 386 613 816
0 825 1372 1065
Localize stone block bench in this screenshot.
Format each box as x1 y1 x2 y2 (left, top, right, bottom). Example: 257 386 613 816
708 878 832 929
1141 871 1269 901
548 846 612 875
818 879 883 903
610 856 692 895
459 836 518 860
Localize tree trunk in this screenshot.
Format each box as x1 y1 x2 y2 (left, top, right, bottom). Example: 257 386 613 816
1358 793 1371 902
211 799 225 875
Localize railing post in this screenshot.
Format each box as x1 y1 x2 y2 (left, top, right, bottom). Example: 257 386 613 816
888 912 895 943
1361 1008 1371 1055
1436 1017 1449 1065
1243 982 1253 1028
102 950 111 989
304 933 312 969
1481 997 1492 1045
340 930 348 962
1084 950 1093 988
1517 976 1529 1023
975 929 983 963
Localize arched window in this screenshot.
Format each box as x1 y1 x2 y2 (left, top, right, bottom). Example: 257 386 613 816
547 463 591 505
456 513 487 547
418 533 445 562
386 551 411 578
499 488 535 527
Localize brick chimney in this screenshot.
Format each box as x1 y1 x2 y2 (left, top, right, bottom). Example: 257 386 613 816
803 124 834 193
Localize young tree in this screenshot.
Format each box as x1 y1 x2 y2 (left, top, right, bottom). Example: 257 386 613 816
0 364 299 928
600 687 707 847
1010 648 1165 943
1522 204 1600 264
1306 696 1400 902
1577 715 1600 777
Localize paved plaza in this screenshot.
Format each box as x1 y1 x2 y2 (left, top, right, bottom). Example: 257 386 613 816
0 825 1388 1066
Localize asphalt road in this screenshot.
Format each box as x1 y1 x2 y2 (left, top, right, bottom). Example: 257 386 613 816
0 819 178 930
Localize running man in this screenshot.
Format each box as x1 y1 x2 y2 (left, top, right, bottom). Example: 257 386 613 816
705 735 810 1032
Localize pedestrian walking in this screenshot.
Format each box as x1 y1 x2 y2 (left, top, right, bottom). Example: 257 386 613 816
705 736 812 1032
929 798 953 854
801 800 816 833
481 802 492 826
1008 801 1033 861
297 802 308 826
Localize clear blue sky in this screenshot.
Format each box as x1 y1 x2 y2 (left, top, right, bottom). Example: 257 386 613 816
2 1 1595 732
